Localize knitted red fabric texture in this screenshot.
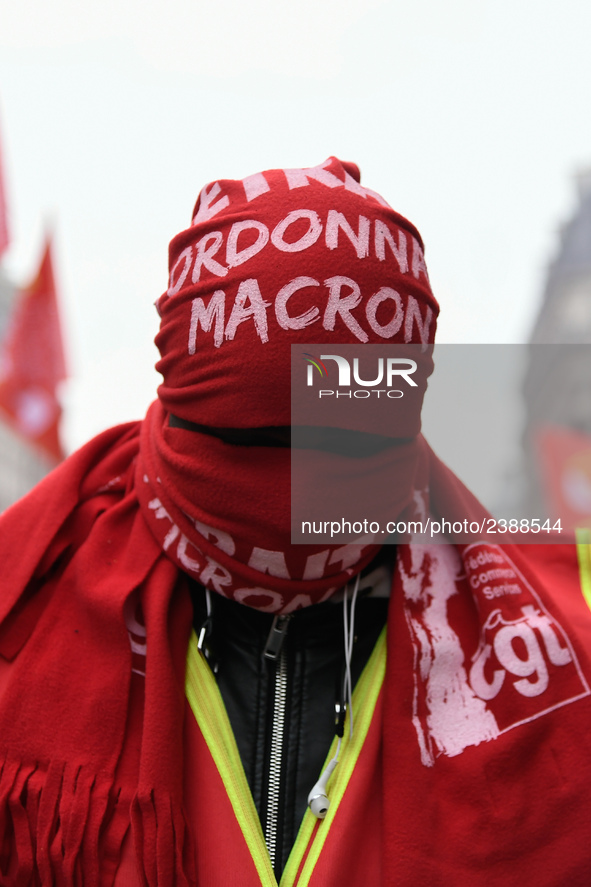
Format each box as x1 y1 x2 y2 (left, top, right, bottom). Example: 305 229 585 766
155 157 438 427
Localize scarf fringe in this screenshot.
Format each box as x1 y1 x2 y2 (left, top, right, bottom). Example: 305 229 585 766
0 755 130 887
131 791 195 887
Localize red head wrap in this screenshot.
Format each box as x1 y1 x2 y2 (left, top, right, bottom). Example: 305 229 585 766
138 158 440 612
155 157 438 427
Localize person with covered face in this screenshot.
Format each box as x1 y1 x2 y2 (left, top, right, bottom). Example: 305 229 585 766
0 158 590 887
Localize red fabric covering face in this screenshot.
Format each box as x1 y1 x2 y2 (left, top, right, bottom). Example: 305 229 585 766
144 159 438 608
137 401 380 612
155 157 438 428
135 403 457 613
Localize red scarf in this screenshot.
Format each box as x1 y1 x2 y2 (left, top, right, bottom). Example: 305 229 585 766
0 424 195 885
136 401 381 613
1 159 590 884
141 157 439 612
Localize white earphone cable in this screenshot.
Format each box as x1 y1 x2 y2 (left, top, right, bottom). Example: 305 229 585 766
342 571 360 740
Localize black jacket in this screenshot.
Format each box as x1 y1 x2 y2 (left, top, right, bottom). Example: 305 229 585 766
190 556 390 877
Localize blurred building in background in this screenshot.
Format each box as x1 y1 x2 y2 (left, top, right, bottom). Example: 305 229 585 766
529 171 591 347
522 171 591 531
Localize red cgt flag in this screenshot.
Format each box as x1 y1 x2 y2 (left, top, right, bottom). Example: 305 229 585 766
0 237 67 461
536 425 591 532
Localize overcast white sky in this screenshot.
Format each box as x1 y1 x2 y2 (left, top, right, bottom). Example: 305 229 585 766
1 0 591 453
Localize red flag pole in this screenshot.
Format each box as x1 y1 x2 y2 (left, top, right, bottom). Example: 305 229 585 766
0 235 67 461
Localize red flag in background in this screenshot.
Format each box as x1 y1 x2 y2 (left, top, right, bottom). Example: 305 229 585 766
536 426 591 532
0 117 9 257
0 237 67 461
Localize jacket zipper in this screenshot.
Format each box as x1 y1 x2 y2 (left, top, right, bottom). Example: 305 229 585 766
263 614 292 872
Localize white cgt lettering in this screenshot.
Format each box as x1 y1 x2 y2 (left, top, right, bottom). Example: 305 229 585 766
469 643 506 700
494 623 549 698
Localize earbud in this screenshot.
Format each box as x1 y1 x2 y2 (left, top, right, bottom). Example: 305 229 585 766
307 756 338 819
308 577 359 821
